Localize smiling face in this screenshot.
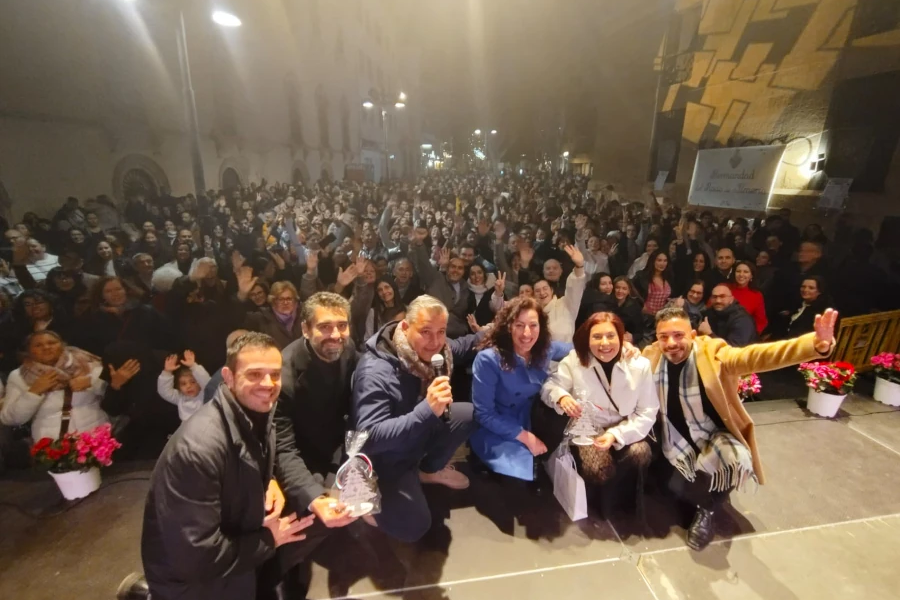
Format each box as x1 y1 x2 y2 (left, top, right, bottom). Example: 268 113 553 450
302 305 350 362
716 248 735 272
403 309 448 363
447 258 466 283
533 280 553 307
800 278 820 303
589 321 621 363
614 280 630 301
102 279 128 307
686 283 704 305
598 275 613 295
222 346 282 413
512 308 541 357
70 229 85 244
710 284 734 312
469 264 486 286
734 263 752 287
756 251 770 267
96 241 113 261
376 281 395 304
656 316 695 364
693 253 707 271
543 259 562 282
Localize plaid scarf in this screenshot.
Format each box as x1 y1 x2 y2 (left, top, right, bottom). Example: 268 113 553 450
656 347 756 493
19 346 99 393
392 324 453 398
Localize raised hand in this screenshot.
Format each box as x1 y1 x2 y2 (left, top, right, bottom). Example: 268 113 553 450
236 266 258 301
230 250 245 275
477 219 491 237
190 260 213 282
467 313 482 333
813 308 839 352
164 355 180 372
608 242 619 256
305 248 319 274
563 244 585 269
109 359 141 390
336 264 359 288
494 271 507 296
181 350 196 368
268 250 285 271
438 246 451 270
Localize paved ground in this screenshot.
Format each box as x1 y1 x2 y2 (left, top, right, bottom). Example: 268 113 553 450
2 390 899 600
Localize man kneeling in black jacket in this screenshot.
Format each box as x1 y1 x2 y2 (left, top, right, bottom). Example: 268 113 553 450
275 292 359 530
133 332 316 600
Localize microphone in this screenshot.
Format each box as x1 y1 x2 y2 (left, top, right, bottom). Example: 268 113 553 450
431 354 451 422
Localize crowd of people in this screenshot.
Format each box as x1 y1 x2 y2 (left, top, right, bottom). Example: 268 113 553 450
0 169 883 600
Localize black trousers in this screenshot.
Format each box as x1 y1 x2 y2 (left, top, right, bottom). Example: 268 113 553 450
651 452 731 510
373 403 477 543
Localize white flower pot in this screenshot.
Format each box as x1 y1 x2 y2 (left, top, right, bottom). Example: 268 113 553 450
49 467 101 500
873 377 900 407
806 390 846 418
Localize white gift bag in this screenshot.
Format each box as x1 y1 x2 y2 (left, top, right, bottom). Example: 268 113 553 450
545 444 588 521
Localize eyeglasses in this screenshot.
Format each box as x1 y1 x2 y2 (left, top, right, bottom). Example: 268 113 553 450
273 296 297 305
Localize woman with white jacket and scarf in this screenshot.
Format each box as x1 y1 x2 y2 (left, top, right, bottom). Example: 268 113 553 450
533 244 587 343
0 331 109 441
538 312 659 486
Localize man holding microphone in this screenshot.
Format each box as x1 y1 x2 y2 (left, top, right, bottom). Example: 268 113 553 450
351 295 483 543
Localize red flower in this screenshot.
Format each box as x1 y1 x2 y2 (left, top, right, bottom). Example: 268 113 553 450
831 378 843 389
47 449 63 461
59 438 71 456
30 438 53 457
835 362 854 370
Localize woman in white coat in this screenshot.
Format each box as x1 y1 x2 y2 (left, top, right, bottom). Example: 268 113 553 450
0 331 109 441
540 312 659 485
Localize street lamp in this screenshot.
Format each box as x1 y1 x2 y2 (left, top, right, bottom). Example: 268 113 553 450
118 0 242 197
363 92 408 182
490 129 497 135
211 10 242 27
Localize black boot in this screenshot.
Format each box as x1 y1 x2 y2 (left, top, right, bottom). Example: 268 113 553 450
687 506 716 551
116 573 150 600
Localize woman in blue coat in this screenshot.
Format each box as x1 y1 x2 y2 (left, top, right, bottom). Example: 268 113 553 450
470 296 572 480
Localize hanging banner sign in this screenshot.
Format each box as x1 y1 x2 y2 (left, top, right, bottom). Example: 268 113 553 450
688 145 785 211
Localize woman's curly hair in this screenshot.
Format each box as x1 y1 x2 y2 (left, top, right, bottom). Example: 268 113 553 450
478 296 551 371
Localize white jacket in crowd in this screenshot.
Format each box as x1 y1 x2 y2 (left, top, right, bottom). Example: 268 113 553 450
543 269 586 343
541 350 659 449
157 364 211 422
0 364 109 441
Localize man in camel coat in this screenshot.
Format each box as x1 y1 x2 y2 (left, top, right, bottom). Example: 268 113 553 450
642 306 837 550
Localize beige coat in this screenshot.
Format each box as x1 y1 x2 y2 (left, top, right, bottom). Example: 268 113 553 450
642 332 827 485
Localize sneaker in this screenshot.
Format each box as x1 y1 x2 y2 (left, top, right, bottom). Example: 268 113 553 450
687 506 716 551
117 573 150 600
419 464 470 490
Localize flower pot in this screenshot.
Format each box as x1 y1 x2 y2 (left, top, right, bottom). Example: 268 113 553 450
49 467 101 500
806 389 846 418
873 377 900 407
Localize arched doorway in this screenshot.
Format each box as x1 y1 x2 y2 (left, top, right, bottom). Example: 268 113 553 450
112 155 170 203
122 168 160 200
222 167 241 191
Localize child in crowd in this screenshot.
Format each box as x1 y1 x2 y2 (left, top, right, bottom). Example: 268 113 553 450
157 350 210 422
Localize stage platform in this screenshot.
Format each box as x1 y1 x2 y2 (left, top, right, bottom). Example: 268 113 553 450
2 392 899 600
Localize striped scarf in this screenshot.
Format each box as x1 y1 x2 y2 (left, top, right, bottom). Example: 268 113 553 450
656 347 757 493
